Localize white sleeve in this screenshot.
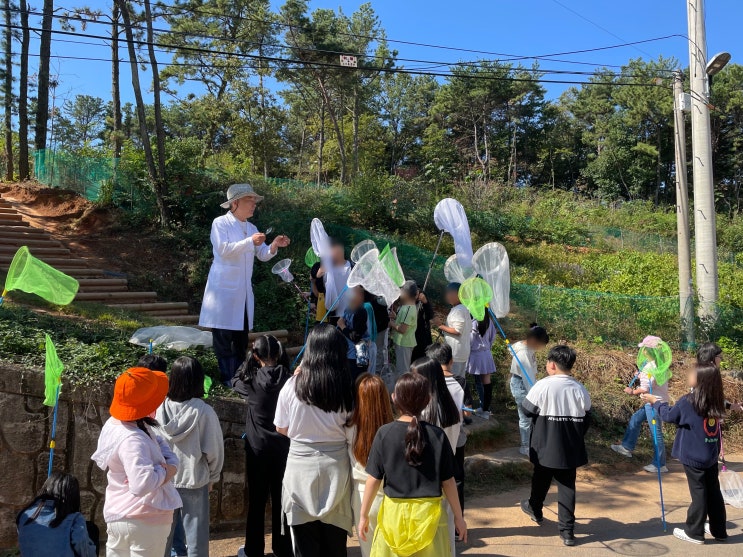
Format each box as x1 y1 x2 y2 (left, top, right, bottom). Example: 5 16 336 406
255 241 276 262
274 379 293 429
211 218 254 259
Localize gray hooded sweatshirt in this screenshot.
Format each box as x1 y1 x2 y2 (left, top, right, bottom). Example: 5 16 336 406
156 398 225 490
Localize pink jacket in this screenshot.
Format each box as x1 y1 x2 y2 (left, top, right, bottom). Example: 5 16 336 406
92 418 182 523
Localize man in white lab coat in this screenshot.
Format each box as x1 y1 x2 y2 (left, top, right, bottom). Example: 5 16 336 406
199 184 291 383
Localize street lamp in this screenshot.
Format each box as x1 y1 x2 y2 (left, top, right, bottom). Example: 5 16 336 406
706 52 731 76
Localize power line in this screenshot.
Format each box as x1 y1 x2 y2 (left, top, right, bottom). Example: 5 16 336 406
16 7 675 75
0 19 668 88
135 0 680 63
549 0 655 58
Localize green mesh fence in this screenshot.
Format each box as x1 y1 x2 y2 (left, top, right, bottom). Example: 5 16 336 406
34 149 115 201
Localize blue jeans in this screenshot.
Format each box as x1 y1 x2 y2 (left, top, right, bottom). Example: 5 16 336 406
165 485 210 557
621 404 666 467
510 375 531 449
171 516 187 556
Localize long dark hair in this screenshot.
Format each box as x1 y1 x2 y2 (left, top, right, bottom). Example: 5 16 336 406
476 313 492 338
349 374 394 466
696 342 722 366
411 357 460 429
239 334 289 383
167 356 205 402
19 472 82 528
393 372 431 466
295 324 354 413
691 363 726 419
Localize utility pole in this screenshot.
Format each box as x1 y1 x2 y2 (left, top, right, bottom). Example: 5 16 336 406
673 71 694 347
686 0 718 318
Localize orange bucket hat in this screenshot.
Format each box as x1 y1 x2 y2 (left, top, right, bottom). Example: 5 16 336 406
110 367 169 422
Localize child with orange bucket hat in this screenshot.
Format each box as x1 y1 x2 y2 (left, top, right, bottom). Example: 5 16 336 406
92 368 183 557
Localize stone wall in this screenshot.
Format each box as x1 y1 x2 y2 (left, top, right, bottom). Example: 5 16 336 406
0 363 248 552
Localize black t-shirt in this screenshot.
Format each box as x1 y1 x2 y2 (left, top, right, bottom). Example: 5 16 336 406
366 420 455 499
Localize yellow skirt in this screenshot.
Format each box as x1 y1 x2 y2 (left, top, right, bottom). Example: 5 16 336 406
371 496 450 557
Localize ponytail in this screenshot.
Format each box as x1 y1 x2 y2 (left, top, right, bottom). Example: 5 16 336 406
393 372 432 468
404 415 425 466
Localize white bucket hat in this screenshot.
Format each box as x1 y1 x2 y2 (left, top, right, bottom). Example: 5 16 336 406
220 183 264 209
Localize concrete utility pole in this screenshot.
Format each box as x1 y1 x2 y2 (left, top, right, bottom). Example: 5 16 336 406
673 70 694 347
686 0 718 318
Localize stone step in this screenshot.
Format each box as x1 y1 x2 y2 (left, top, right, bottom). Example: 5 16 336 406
0 236 62 248
109 302 189 312
0 208 18 215
157 314 200 324
0 225 45 235
0 255 83 267
141 309 190 317
0 212 22 221
0 245 70 256
78 284 128 293
54 268 106 277
0 219 28 227
77 278 129 288
75 291 158 302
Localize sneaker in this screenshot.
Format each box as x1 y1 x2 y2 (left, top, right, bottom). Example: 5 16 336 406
610 444 633 458
520 499 543 524
475 408 491 420
644 464 669 473
237 547 246 557
519 447 530 456
673 528 704 545
560 531 576 547
704 522 728 541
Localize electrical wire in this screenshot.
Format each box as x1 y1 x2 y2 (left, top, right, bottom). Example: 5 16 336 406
1 18 670 88
15 7 676 75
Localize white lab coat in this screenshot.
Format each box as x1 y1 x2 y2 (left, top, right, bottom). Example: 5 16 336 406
198 212 275 331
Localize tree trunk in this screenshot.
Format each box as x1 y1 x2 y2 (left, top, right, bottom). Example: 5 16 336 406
3 0 14 181
317 103 325 185
352 83 359 174
111 2 122 158
34 0 53 153
142 0 166 182
117 0 167 222
17 1 30 180
315 76 346 183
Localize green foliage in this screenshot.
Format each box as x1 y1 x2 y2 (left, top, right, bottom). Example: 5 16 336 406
0 304 221 390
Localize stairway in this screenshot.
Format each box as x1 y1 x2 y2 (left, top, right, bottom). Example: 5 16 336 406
0 195 198 324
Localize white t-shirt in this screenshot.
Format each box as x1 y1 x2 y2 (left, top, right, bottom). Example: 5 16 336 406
510 340 538 390
444 375 465 451
445 304 472 363
274 376 350 444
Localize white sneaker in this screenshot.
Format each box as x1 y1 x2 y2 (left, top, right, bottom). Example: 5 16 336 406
644 464 669 473
673 528 703 545
610 444 633 458
237 547 246 557
519 447 529 456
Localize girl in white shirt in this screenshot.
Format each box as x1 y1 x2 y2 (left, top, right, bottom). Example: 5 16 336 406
274 324 355 557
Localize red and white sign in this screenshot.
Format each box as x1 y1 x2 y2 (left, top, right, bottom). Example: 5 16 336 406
340 55 358 68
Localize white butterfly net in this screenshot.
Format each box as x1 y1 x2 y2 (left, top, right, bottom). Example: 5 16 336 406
434 198 474 268
472 242 510 318
351 239 377 263
271 258 294 283
310 218 341 310
347 248 400 308
444 254 476 284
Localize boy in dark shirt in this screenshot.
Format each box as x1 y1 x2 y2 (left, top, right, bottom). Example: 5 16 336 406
520 345 591 547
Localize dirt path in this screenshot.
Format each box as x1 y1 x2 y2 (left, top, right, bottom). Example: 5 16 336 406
209 454 743 557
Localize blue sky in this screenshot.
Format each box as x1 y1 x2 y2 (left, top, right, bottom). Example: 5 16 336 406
21 0 743 107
